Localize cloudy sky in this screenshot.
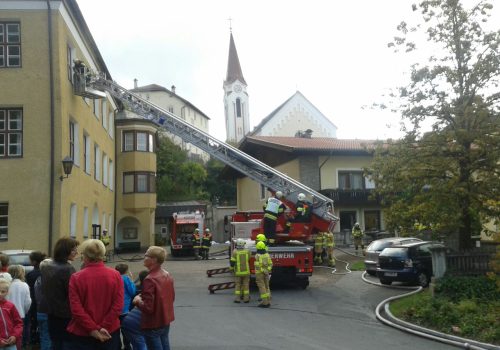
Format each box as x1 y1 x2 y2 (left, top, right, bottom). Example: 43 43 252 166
76 0 499 141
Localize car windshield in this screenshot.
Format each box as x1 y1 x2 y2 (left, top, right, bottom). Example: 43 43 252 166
367 241 392 251
380 247 408 258
8 254 30 266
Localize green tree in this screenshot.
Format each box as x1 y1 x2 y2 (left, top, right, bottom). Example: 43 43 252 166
204 158 237 205
156 137 189 201
179 162 207 197
370 0 500 250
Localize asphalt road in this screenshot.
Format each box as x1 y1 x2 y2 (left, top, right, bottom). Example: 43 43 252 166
107 249 456 350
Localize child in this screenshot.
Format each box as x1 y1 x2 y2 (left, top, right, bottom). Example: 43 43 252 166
115 263 135 350
7 265 31 350
0 279 23 350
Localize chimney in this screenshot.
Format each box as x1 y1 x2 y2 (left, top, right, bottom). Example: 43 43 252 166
134 78 138 89
171 85 176 94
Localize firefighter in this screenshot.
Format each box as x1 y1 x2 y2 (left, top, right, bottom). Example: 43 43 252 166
201 228 213 260
352 222 365 255
314 232 324 265
192 228 202 260
100 229 110 247
230 239 251 303
323 231 335 267
294 193 311 222
254 241 273 308
262 190 285 246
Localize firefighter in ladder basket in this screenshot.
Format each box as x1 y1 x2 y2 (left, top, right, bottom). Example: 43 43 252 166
262 190 285 246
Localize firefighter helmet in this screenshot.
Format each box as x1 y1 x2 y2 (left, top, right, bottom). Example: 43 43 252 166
195 228 200 232
298 193 306 201
205 228 210 233
256 233 267 242
256 241 267 250
275 191 283 198
236 239 246 248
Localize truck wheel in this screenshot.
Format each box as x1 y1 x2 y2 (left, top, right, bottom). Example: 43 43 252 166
297 278 309 289
380 278 392 285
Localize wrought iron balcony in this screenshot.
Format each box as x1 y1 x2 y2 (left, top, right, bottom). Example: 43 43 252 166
320 188 380 205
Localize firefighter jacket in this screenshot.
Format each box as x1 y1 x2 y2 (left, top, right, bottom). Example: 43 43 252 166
192 233 201 248
263 197 285 221
201 232 212 248
324 232 335 248
230 249 250 276
352 227 363 239
254 251 273 275
294 200 311 221
100 235 110 247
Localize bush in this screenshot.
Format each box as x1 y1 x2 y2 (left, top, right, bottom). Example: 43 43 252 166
435 276 500 302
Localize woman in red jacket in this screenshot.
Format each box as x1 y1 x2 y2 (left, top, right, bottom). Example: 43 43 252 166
0 279 23 350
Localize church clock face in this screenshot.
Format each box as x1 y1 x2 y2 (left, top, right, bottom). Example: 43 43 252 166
234 84 242 93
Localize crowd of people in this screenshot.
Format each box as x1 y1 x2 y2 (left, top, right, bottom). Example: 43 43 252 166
0 238 175 350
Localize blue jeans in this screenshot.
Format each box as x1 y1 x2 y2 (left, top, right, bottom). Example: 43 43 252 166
143 326 170 350
121 308 146 350
37 313 52 350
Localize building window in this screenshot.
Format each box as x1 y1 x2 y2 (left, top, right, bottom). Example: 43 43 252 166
236 98 242 118
0 203 7 240
260 184 266 200
83 133 90 174
83 207 89 238
338 171 364 190
109 159 114 191
108 214 113 235
102 100 108 130
69 121 75 161
102 153 108 187
0 23 21 67
364 210 381 231
70 203 77 238
93 99 100 119
168 106 174 113
0 108 22 157
123 172 156 193
67 45 75 83
94 144 101 181
122 131 154 152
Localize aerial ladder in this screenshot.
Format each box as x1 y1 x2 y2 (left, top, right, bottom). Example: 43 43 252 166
73 65 339 238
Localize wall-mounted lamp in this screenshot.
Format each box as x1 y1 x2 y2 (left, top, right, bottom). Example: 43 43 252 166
59 156 74 181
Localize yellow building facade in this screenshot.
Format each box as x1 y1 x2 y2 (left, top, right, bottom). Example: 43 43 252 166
0 1 155 253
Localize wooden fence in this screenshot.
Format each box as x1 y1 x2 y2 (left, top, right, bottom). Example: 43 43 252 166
445 253 493 276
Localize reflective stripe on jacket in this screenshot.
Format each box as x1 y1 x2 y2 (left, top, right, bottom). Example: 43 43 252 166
201 233 212 248
192 234 201 248
230 249 250 276
254 253 273 274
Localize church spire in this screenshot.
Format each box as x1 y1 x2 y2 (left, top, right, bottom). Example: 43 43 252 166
225 32 246 85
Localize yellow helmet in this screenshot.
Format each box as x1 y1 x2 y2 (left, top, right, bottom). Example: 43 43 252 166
256 241 267 250
256 233 267 242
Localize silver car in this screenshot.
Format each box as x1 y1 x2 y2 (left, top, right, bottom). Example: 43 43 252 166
0 250 34 274
364 237 422 275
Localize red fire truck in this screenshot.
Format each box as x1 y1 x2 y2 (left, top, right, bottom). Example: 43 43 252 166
169 211 205 257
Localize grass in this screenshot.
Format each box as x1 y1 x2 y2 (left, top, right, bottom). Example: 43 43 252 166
389 288 500 345
349 261 366 271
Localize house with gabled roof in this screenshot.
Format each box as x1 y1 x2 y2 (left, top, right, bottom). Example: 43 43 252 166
226 134 385 237
249 91 337 138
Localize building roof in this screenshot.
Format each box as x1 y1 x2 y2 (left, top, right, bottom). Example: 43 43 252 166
242 136 379 152
155 201 208 218
225 32 246 85
130 84 210 120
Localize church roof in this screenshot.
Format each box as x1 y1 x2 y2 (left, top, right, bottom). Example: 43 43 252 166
225 32 246 85
130 84 210 120
243 136 379 152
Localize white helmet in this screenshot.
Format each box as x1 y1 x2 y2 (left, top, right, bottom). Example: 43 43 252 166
205 228 210 232
236 239 246 249
298 193 306 201
275 191 283 198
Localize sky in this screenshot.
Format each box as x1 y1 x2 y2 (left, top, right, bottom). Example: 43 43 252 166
76 0 499 141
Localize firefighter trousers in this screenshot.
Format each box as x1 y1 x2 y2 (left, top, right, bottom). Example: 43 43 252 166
234 275 250 302
255 273 270 306
326 247 335 266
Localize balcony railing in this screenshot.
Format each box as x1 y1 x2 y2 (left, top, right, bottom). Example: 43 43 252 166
320 189 380 205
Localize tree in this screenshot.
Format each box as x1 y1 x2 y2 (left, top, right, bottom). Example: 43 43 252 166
204 159 237 205
370 0 500 250
156 136 189 201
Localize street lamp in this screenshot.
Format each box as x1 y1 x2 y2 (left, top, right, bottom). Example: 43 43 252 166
59 156 74 181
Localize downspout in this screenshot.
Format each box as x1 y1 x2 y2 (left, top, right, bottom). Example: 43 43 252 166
318 150 333 191
113 109 118 251
47 0 55 256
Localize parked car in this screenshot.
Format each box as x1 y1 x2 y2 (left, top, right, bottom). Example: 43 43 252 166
376 241 444 287
0 250 34 274
364 237 422 275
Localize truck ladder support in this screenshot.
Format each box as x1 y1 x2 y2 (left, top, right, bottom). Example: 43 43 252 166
82 72 337 226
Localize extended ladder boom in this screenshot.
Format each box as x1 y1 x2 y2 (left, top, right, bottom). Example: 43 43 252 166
80 72 337 227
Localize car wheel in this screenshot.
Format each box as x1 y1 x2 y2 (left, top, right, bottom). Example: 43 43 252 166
380 278 392 285
417 272 429 287
170 247 179 257
367 270 376 276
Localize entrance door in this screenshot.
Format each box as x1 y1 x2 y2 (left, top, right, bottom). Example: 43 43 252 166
340 211 357 231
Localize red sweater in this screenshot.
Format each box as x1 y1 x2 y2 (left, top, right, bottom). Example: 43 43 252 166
67 261 123 336
0 299 23 341
138 267 175 329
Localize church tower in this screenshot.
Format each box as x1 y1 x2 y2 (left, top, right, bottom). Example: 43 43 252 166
223 31 249 144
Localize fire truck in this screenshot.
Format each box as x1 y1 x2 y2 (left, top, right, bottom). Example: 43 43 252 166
169 211 205 257
74 67 339 286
